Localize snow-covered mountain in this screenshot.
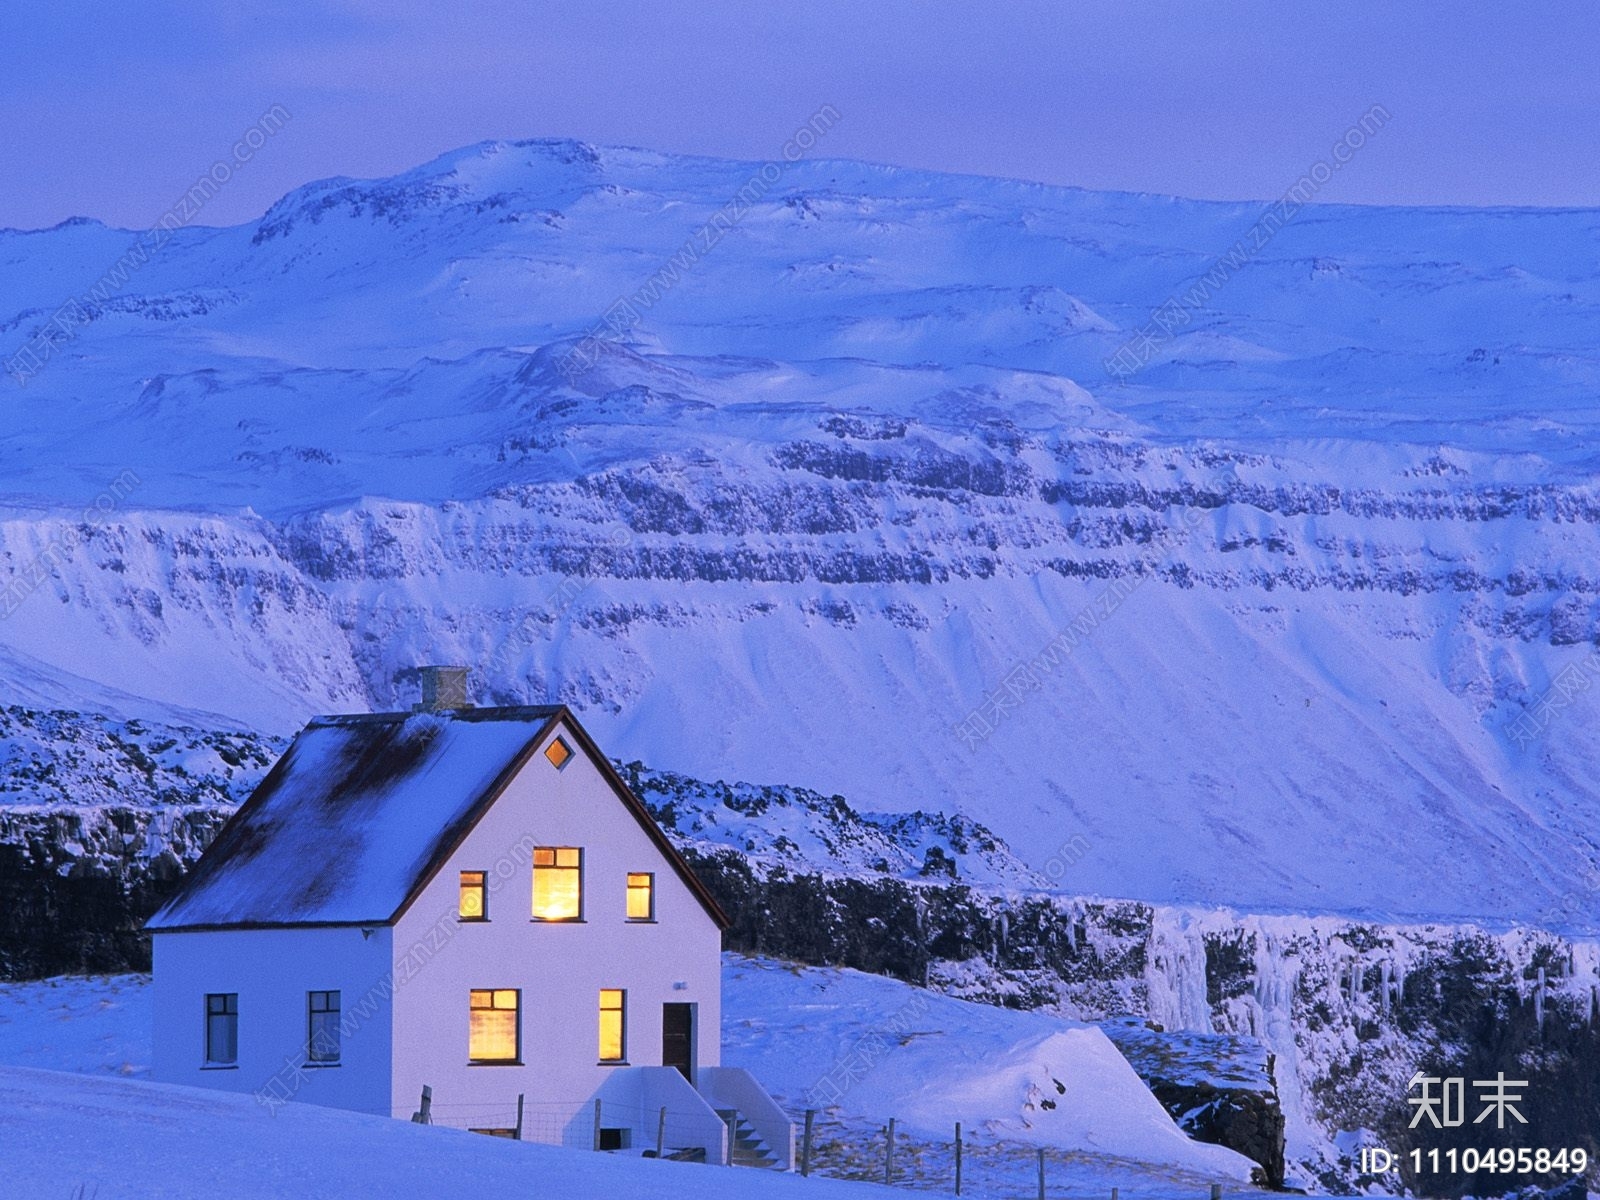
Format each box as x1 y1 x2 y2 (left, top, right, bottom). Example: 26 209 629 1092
4 139 1600 928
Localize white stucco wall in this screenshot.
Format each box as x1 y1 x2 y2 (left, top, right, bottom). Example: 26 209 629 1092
151 925 394 1115
388 718 724 1140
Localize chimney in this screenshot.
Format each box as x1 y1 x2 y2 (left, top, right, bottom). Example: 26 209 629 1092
417 665 471 712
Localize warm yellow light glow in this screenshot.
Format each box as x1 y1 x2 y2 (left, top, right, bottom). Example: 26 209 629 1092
459 871 486 919
545 738 572 769
599 989 625 1061
626 873 653 920
469 988 519 1062
532 847 582 920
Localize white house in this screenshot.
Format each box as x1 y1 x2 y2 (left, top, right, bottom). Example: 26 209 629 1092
146 674 792 1168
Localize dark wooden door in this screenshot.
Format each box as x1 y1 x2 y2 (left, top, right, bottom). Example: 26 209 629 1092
662 1002 693 1080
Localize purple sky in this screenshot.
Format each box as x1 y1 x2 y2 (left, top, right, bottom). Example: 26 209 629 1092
3 0 1597 231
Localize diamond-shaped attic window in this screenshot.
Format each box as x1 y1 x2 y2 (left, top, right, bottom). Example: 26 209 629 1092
545 737 573 770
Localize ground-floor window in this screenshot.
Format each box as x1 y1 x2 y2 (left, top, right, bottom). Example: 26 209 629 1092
205 993 237 1065
598 988 626 1062
469 989 520 1063
308 990 341 1063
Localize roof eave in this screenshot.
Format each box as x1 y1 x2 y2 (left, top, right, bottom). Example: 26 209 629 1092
146 918 396 935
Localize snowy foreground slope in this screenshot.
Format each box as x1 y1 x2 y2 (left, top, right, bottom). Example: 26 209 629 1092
1 1066 902 1200
5 143 1600 923
0 964 1264 1199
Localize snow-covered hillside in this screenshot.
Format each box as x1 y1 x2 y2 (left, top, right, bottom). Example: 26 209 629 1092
2 1064 915 1200
0 961 1267 1199
722 955 1258 1185
4 140 1600 927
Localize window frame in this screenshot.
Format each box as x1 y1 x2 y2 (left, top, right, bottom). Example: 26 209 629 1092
625 872 656 922
458 869 489 922
307 990 341 1066
544 736 573 770
531 845 584 922
468 988 522 1065
204 992 238 1068
598 988 627 1064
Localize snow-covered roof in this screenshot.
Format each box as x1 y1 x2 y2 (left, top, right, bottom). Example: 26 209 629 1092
147 705 564 931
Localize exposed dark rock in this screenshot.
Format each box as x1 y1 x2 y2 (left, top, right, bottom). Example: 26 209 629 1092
1097 1017 1285 1185
0 806 230 977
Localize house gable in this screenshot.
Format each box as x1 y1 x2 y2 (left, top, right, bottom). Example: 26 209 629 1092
384 712 728 1123
390 713 730 932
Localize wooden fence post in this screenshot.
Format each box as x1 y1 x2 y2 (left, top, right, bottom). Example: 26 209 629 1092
410 1084 432 1124
801 1109 815 1177
955 1122 962 1195
885 1117 896 1184
592 1098 602 1150
515 1093 524 1141
655 1106 666 1159
1037 1147 1045 1199
1210 1186 1223 1200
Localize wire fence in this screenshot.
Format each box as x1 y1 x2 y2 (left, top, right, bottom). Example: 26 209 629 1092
785 1105 1245 1199
392 1087 1246 1197
399 1094 592 1148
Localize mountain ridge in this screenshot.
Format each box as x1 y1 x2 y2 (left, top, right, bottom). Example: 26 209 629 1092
2 138 1599 927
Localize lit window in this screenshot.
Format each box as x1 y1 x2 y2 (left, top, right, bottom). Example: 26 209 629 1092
205 993 237 1066
545 737 572 769
459 871 487 920
469 989 520 1063
599 989 626 1062
626 873 654 921
532 846 582 920
308 991 340 1063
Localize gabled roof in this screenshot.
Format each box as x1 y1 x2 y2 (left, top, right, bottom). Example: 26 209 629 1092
146 704 729 933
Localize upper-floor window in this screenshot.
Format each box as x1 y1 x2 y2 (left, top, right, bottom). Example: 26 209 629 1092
532 846 582 920
626 872 655 921
459 870 487 920
205 993 238 1066
308 991 341 1064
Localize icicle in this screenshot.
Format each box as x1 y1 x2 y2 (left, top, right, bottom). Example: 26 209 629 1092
1535 966 1546 1030
1349 960 1363 1006
1379 960 1392 1016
